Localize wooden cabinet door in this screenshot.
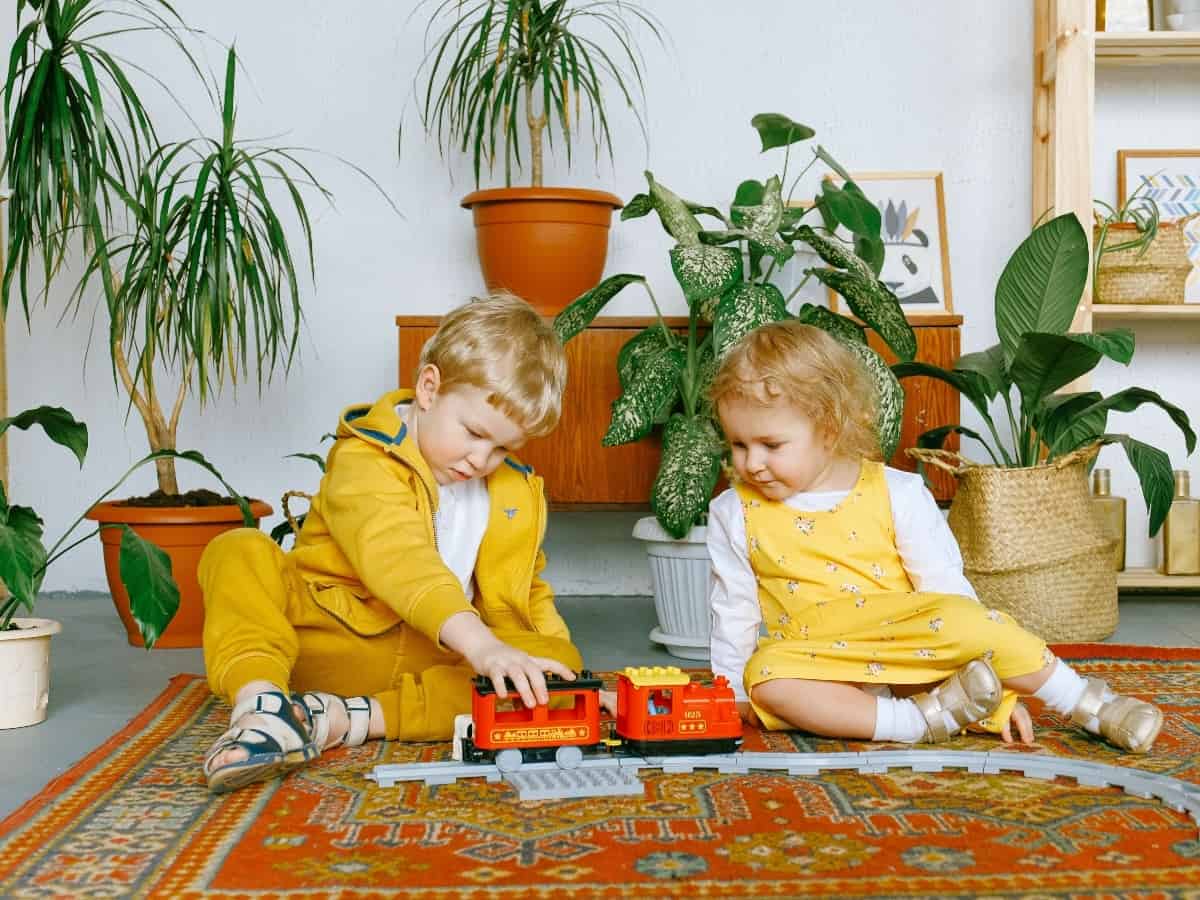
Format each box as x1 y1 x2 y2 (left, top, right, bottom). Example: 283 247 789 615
398 315 962 506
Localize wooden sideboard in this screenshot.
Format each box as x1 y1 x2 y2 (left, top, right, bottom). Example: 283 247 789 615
397 314 962 506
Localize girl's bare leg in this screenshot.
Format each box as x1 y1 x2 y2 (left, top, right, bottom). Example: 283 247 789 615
751 678 878 739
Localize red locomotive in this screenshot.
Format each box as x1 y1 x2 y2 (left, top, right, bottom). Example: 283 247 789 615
454 666 742 770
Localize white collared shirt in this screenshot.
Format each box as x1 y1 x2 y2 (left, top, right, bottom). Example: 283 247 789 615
707 466 976 702
434 476 490 600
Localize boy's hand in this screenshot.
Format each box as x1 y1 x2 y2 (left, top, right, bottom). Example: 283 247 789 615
438 612 575 708
599 689 618 716
1000 701 1035 745
736 700 761 728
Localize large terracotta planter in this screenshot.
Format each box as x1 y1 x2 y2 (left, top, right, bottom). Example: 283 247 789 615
460 187 623 316
0 617 62 728
85 500 272 648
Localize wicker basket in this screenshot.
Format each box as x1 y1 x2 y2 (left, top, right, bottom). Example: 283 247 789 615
1094 213 1199 305
908 445 1117 642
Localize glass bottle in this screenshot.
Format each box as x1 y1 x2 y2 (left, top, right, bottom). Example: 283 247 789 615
1162 470 1200 576
1091 468 1126 571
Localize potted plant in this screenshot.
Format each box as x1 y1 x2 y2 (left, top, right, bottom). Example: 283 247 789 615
1 406 251 726
415 0 665 314
897 212 1195 641
1093 190 1197 306
553 114 916 657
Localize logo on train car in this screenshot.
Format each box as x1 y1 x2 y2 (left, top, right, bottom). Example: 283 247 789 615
489 726 593 744
679 721 707 734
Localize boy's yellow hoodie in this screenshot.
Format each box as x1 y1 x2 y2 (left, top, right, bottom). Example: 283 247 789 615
285 389 570 648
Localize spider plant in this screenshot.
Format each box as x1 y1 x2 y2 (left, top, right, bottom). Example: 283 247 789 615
2 0 199 319
415 0 665 187
1092 185 1161 304
71 47 331 496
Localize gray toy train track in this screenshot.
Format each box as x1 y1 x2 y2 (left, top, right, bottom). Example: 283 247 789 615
369 750 1200 833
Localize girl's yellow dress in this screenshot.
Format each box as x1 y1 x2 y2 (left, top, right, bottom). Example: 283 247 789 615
737 461 1051 732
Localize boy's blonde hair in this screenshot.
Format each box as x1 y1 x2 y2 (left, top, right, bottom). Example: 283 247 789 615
708 321 882 462
417 291 567 438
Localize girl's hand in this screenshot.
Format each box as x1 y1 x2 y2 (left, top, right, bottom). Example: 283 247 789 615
599 690 618 716
1000 701 1035 744
736 701 761 728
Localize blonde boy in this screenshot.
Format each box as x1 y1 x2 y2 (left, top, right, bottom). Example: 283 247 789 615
200 292 582 792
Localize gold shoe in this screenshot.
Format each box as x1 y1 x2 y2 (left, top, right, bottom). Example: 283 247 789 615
912 658 1003 742
1071 677 1163 754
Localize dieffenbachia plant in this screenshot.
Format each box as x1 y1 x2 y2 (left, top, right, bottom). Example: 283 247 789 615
894 212 1195 536
554 114 916 538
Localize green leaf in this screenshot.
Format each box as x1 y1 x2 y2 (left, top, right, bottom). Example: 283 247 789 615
1 406 88 466
853 234 885 276
893 360 995 433
843 341 904 461
914 423 999 468
994 213 1089 365
602 347 685 446
1099 434 1175 536
749 113 815 152
669 245 743 308
953 344 1008 401
820 180 881 237
617 326 674 390
1009 333 1105 412
732 179 765 209
647 172 702 246
809 269 917 362
794 303 866 345
554 273 645 343
1037 391 1105 453
620 192 654 221
285 453 327 473
730 175 793 264
794 224 872 278
713 283 788 359
650 414 723 538
1045 387 1196 460
117 524 180 649
0 501 48 616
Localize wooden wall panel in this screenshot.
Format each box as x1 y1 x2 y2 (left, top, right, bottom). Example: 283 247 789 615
399 315 963 506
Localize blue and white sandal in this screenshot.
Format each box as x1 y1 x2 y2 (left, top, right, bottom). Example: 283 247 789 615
294 692 372 750
204 691 319 793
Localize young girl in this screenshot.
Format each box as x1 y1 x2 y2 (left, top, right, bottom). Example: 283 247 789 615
706 321 1163 752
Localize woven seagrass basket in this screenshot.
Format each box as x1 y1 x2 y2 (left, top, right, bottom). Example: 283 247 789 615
908 444 1117 642
1094 213 1199 305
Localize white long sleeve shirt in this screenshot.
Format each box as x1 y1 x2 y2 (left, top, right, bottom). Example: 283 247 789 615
706 467 976 702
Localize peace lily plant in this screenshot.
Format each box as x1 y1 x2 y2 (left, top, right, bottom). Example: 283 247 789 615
554 114 917 538
895 212 1195 537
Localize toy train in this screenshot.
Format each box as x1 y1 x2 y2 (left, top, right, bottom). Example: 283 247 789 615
452 666 743 771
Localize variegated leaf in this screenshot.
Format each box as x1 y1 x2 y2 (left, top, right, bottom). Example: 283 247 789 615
651 414 723 538
553 274 645 344
713 282 788 359
603 347 685 446
620 192 654 221
730 175 793 264
617 325 674 390
793 224 872 278
842 339 904 461
810 268 917 362
794 303 866 345
670 244 743 308
647 172 702 246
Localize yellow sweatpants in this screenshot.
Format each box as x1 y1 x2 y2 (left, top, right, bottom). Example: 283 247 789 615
199 529 582 741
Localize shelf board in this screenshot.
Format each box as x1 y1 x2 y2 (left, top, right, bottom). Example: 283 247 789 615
1091 304 1200 320
1096 31 1200 64
1118 567 1200 590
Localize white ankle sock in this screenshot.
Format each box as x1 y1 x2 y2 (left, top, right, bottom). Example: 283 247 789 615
872 696 928 743
1033 659 1113 733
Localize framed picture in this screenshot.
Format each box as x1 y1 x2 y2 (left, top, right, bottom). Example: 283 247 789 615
824 170 954 318
1118 149 1200 302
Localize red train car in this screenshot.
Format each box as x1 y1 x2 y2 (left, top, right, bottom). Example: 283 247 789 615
615 666 742 755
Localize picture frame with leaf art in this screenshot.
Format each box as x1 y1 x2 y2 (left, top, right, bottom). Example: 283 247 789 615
825 171 954 318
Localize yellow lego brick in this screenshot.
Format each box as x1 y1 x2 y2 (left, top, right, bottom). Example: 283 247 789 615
622 665 689 688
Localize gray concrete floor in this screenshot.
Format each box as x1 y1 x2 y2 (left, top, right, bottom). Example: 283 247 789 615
2 591 1198 821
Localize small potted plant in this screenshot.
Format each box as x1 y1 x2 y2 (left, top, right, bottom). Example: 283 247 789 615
1 406 250 727
415 0 665 314
553 114 915 657
1093 189 1197 306
899 212 1195 641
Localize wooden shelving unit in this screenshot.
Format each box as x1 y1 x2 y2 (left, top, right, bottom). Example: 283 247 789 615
1118 567 1200 591
1035 2 1200 594
1093 304 1200 320
1095 30 1200 65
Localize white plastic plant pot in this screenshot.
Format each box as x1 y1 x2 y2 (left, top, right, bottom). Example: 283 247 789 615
632 516 712 660
0 617 62 729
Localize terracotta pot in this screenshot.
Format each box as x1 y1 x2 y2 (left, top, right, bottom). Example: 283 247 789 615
0 617 62 728
85 500 272 648
460 187 623 316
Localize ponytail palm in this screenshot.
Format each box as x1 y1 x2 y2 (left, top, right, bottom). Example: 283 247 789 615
73 48 329 495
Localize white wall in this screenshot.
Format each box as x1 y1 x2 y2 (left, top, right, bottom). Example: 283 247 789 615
7 1 1051 593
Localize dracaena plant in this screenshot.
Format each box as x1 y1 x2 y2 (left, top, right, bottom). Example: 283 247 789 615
894 212 1195 536
0 406 251 646
553 114 917 538
415 0 665 187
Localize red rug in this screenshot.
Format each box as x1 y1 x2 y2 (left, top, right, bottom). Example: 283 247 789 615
2 645 1199 898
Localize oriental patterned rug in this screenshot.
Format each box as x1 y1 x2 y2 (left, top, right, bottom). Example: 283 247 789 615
2 645 1199 898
